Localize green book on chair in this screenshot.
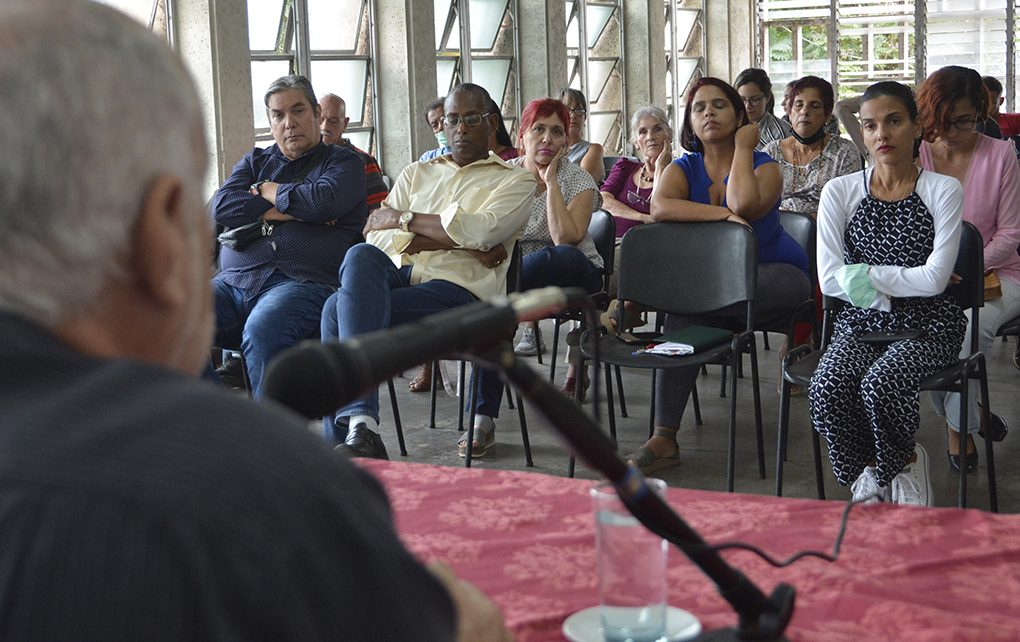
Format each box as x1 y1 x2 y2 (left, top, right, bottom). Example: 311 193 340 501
654 325 733 353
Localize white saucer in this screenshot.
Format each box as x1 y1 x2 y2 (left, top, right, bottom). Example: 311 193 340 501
562 605 701 642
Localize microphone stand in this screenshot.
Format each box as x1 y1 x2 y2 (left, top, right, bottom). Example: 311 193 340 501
475 343 794 641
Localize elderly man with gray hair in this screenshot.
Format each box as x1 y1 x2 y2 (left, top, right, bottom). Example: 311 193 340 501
0 1 512 640
212 75 367 398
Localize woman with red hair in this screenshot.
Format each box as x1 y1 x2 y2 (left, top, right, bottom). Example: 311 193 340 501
917 65 1020 473
467 97 604 455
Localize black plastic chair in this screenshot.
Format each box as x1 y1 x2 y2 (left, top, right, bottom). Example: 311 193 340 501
995 312 1020 371
776 222 998 511
600 156 637 183
580 221 765 492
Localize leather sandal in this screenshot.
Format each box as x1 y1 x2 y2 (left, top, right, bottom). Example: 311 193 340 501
408 364 442 393
978 407 1008 442
458 420 495 458
624 428 681 474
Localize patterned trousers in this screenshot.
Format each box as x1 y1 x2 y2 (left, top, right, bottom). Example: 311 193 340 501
809 333 953 487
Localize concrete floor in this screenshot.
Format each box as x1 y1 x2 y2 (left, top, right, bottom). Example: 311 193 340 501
368 319 1020 513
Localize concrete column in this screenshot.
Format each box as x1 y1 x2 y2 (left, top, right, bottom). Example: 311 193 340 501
375 0 438 177
706 0 754 84
623 0 667 117
175 0 253 198
517 0 568 102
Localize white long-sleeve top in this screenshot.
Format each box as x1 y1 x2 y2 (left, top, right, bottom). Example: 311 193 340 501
816 167 963 312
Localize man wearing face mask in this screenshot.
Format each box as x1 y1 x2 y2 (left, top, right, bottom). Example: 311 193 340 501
419 96 452 162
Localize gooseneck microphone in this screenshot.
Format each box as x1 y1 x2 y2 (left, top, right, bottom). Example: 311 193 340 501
261 286 588 418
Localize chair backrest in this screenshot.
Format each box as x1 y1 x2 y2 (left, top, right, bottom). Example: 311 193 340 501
506 240 523 295
779 210 816 287
818 221 983 350
601 155 637 180
587 209 616 278
617 221 758 321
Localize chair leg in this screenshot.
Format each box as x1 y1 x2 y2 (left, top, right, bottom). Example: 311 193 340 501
957 367 968 508
239 353 253 399
533 321 543 365
505 383 515 409
812 428 826 500
604 363 617 447
648 369 657 437
762 331 771 351
549 320 561 383
749 337 765 480
386 379 408 457
457 361 467 433
428 361 439 429
775 377 791 496
978 361 998 512
726 353 738 492
719 363 727 398
691 379 702 426
615 365 628 418
516 390 533 467
465 366 480 468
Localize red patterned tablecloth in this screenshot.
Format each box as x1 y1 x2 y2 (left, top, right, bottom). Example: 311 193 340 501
359 460 1020 641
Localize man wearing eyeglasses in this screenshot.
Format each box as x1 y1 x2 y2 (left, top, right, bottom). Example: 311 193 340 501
320 83 536 459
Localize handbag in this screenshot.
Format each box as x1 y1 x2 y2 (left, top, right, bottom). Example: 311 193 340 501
217 220 266 251
984 270 1002 302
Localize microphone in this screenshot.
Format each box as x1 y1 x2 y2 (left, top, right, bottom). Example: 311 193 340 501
262 286 589 418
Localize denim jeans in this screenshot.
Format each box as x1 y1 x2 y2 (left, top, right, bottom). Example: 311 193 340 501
320 243 477 442
476 244 604 415
213 271 335 398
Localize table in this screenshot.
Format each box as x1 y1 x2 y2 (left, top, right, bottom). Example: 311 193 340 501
359 460 1020 641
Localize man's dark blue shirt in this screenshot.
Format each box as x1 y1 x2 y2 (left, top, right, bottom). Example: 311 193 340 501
213 141 367 295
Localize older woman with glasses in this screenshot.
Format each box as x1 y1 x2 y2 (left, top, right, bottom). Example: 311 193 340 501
734 68 792 151
766 76 862 216
917 65 1020 473
600 105 673 239
560 88 605 183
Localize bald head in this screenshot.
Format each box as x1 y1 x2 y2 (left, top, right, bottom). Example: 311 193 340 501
319 93 349 145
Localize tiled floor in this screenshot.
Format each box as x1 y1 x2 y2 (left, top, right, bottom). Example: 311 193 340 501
352 320 1019 513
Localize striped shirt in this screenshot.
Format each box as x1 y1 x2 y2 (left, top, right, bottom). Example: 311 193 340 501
213 142 367 294
336 138 389 210
756 112 793 151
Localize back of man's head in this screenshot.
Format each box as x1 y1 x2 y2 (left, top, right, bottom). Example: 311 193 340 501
0 0 204 327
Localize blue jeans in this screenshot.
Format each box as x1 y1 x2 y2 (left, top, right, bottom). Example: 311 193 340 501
321 244 477 442
476 245 603 414
214 271 334 398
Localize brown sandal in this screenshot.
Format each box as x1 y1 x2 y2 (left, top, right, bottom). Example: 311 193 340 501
408 364 442 393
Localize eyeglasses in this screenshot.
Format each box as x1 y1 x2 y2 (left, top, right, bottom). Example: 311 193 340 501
568 108 587 116
947 118 978 132
442 113 492 128
626 189 650 207
741 94 766 107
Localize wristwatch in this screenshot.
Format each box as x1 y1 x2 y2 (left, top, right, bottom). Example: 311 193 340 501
399 210 414 233
249 180 269 196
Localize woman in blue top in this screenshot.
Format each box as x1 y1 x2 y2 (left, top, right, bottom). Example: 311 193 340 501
625 77 811 472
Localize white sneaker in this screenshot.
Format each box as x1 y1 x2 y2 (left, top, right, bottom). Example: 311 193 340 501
514 326 544 356
850 466 886 503
891 444 933 507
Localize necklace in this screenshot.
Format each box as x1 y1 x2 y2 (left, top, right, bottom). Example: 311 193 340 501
639 164 653 186
788 136 827 198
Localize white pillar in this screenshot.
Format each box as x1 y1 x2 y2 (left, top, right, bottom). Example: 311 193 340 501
518 0 568 102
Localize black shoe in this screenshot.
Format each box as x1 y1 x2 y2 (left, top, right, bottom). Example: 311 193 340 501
978 412 1008 443
335 423 388 460
214 356 246 390
947 449 978 474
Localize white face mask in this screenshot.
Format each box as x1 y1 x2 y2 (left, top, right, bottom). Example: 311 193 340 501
435 131 448 147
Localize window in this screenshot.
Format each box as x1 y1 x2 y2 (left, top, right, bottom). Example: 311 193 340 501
435 0 521 143
758 0 1020 110
248 0 379 155
566 0 626 155
95 0 174 46
665 0 706 151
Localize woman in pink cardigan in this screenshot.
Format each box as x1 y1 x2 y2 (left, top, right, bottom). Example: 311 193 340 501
917 66 1020 473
